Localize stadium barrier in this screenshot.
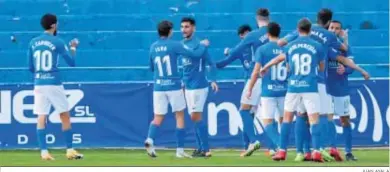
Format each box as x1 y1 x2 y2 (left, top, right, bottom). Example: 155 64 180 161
0 79 388 149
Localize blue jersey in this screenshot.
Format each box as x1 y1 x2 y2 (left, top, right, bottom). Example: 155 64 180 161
216 47 252 79
216 26 268 77
27 33 75 85
284 25 342 84
149 37 206 91
181 36 217 90
326 38 354 96
255 41 287 97
284 36 325 93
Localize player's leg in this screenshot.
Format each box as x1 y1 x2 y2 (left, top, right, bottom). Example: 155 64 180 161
334 96 357 161
303 93 324 163
184 89 202 155
261 97 279 154
328 97 343 161
240 80 261 157
272 93 299 161
48 86 83 160
145 91 168 157
170 89 191 158
316 84 334 161
294 101 312 162
186 88 211 157
34 86 54 160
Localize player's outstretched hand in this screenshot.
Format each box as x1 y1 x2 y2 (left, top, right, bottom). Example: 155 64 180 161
224 48 230 56
362 71 370 80
200 39 210 47
69 38 79 48
337 64 345 75
259 68 268 77
211 82 219 93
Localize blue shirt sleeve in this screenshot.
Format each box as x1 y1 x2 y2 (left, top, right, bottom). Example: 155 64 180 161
283 31 299 43
205 51 217 82
328 33 343 50
149 48 154 72
27 43 34 73
58 40 75 67
215 54 240 68
175 41 205 59
254 47 263 64
226 32 255 58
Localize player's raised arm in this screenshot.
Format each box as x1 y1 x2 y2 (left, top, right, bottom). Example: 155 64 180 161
215 53 240 69
226 31 256 59
328 47 369 79
277 31 298 46
328 32 348 52
175 41 206 59
58 39 76 67
27 45 35 73
260 53 286 76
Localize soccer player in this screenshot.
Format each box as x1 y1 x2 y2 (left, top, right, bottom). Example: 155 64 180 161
218 24 254 152
278 9 370 161
28 13 83 160
247 22 286 156
327 20 358 161
145 20 209 158
260 18 369 162
180 17 218 157
216 8 271 156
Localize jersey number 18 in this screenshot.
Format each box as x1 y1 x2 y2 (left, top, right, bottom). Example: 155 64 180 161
292 53 312 75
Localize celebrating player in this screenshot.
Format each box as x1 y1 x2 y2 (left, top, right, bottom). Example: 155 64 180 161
180 17 218 158
327 20 358 161
218 24 254 152
144 20 209 158
28 13 83 160
216 8 271 157
247 22 286 156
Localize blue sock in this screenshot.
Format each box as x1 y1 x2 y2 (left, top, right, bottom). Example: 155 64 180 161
240 110 256 143
295 116 306 153
194 122 203 151
303 116 311 153
328 120 337 148
343 125 352 153
319 115 329 149
242 132 250 149
264 122 279 150
147 123 159 140
280 122 292 150
176 128 185 148
63 129 73 149
37 129 47 150
196 121 210 152
311 124 321 151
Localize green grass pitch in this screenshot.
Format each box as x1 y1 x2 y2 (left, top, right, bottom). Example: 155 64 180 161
0 149 388 166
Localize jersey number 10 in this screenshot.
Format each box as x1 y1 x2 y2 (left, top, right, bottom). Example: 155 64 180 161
155 55 172 77
34 50 53 71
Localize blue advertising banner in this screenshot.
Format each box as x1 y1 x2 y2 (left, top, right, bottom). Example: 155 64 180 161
0 80 389 149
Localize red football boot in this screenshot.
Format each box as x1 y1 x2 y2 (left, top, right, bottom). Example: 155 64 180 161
329 148 343 162
312 151 325 163
272 150 287 161
304 152 312 161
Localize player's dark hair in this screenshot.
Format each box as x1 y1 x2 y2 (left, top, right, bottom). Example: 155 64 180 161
256 8 270 20
158 20 173 37
317 8 333 26
41 13 57 30
330 20 342 27
267 22 281 37
181 17 196 26
298 18 311 34
237 24 252 35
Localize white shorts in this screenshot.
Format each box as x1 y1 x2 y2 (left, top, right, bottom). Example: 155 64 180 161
185 88 209 114
332 96 350 117
241 79 262 106
260 97 284 119
33 85 69 115
153 90 186 115
285 92 320 115
318 83 333 115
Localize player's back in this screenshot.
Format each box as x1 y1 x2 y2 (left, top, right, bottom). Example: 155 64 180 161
28 33 72 85
243 26 269 74
285 36 324 93
150 38 182 91
257 42 287 97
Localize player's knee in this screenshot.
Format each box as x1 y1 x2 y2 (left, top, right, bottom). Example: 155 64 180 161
340 117 350 127
152 115 164 126
191 113 202 121
37 115 47 129
240 104 251 110
262 119 273 126
282 111 294 122
328 114 334 121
